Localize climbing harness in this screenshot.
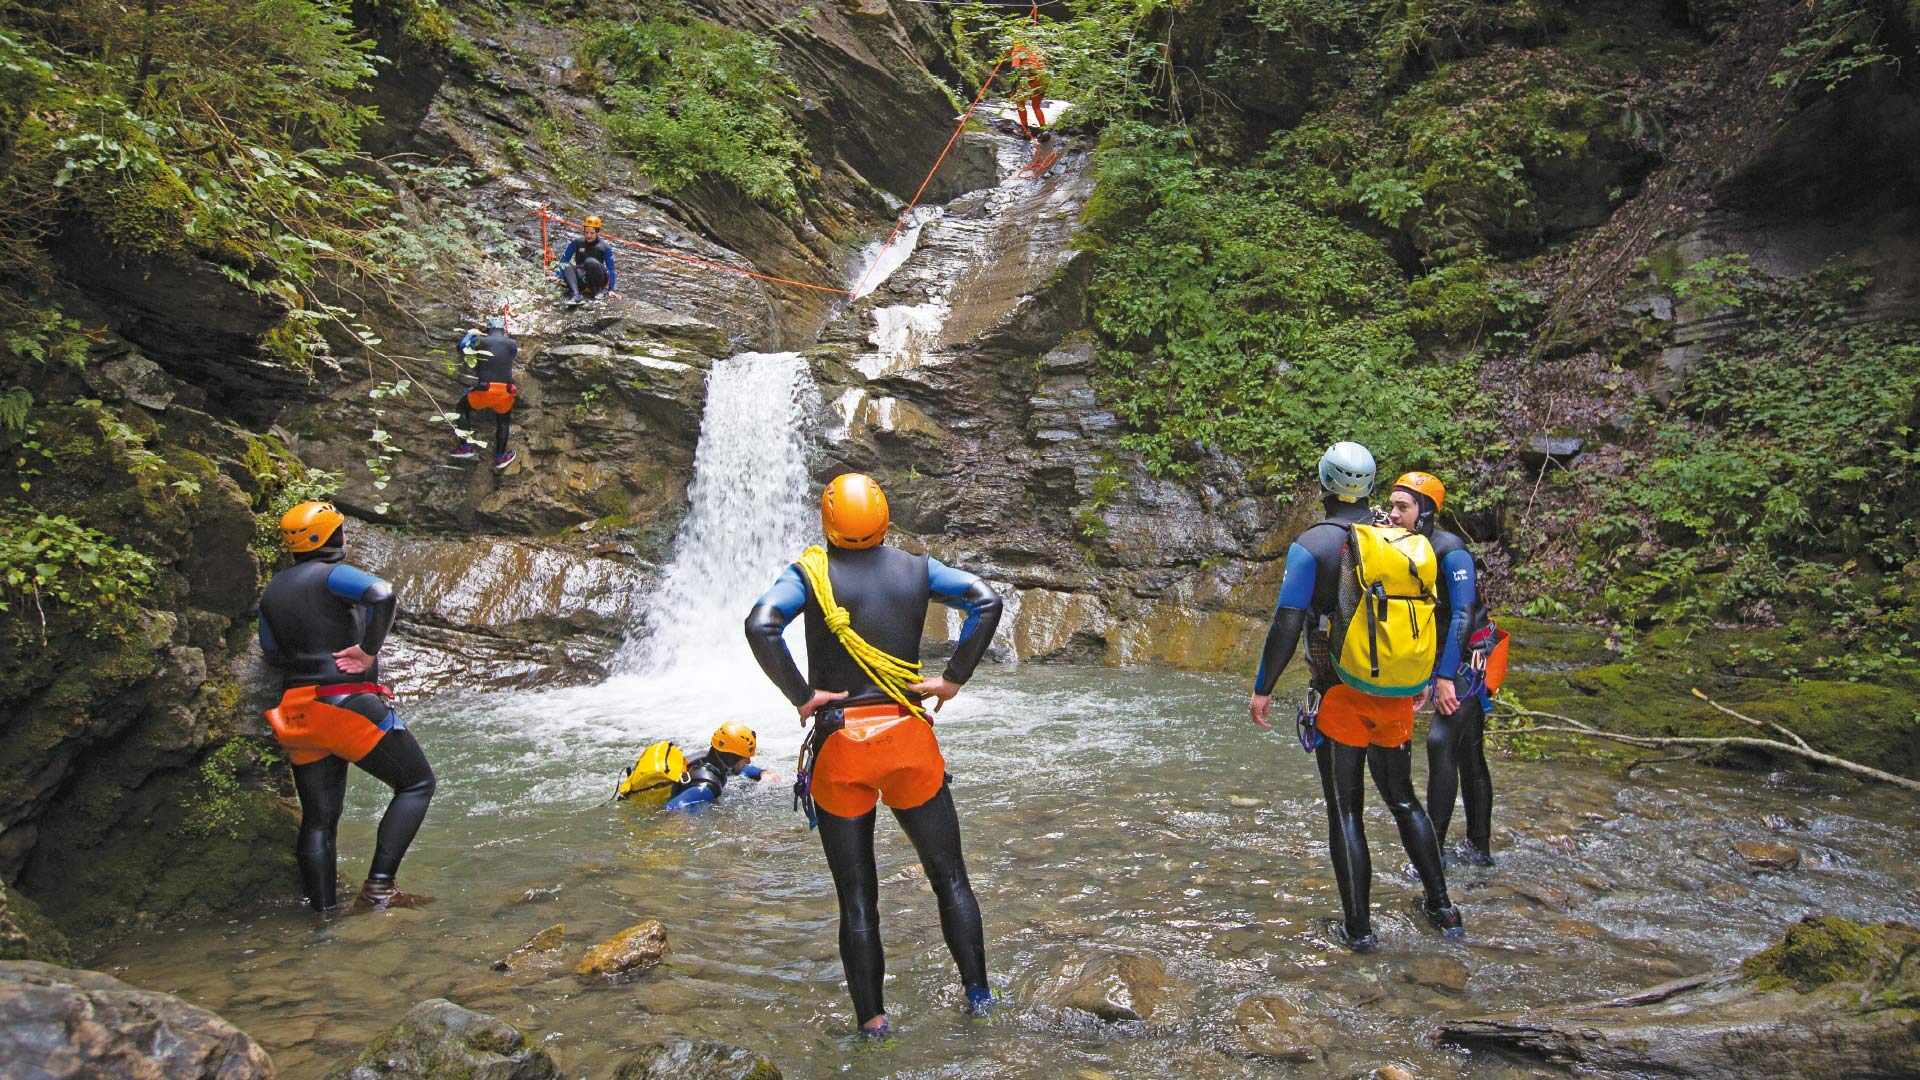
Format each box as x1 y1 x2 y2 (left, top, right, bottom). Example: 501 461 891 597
792 706 847 829
1295 688 1323 753
1455 611 1510 698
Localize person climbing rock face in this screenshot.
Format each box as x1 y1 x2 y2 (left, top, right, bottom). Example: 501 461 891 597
1387 472 1497 868
258 502 436 913
557 214 616 306
744 473 1004 1035
450 315 518 471
1247 443 1464 951
661 722 773 812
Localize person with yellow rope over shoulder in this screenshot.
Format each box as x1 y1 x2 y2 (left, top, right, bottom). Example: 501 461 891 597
744 473 1003 1036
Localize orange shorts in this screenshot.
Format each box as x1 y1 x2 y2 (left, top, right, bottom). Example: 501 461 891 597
466 384 517 413
1315 683 1416 749
810 705 946 819
265 687 387 766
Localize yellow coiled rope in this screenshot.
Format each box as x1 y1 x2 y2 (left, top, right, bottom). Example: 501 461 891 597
797 545 927 720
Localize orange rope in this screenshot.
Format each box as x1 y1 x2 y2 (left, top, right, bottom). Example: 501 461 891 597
851 47 1012 298
539 205 554 269
544 209 856 297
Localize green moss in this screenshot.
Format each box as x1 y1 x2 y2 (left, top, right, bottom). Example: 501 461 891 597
72 159 199 262
1741 917 1920 994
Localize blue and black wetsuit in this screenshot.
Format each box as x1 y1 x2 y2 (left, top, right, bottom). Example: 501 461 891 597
1252 497 1452 945
455 327 518 457
1425 527 1494 862
744 544 1003 1027
259 538 434 912
661 751 765 813
557 236 616 300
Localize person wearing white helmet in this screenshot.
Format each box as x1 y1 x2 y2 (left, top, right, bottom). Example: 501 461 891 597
1247 441 1462 951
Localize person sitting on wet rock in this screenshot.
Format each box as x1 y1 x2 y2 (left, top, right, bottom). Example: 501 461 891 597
556 214 616 306
1247 442 1464 951
258 501 437 914
450 315 518 471
658 722 773 812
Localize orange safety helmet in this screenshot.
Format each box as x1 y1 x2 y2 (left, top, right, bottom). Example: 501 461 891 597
1392 471 1446 513
582 214 603 230
280 500 345 553
821 473 889 549
711 721 757 760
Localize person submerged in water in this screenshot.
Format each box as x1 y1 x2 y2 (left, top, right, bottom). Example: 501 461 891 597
258 501 436 913
745 473 1004 1036
1387 472 1496 868
662 722 772 812
1248 443 1463 951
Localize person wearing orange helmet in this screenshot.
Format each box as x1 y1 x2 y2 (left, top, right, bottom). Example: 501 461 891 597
258 502 436 913
1386 471 1495 867
744 473 1004 1035
556 213 616 305
661 721 772 812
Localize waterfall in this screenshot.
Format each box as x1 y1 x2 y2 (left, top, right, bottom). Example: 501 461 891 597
620 351 820 674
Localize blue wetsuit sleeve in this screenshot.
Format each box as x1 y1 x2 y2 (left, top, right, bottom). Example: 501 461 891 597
745 565 812 706
556 240 579 279
258 614 283 666
662 785 717 812
326 564 381 601
1254 544 1318 695
927 557 1002 684
605 248 616 291
327 564 397 655
1436 548 1476 681
741 765 763 781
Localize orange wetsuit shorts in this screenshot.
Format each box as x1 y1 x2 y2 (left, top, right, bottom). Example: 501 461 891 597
266 685 390 766
466 383 517 414
1315 682 1416 749
810 704 946 819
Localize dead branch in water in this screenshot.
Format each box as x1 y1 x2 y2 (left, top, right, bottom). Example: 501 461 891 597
1487 700 1920 794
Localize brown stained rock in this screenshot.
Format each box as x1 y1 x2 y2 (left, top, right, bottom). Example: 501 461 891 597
612 1039 782 1080
1035 951 1171 1023
324 997 556 1080
575 921 670 978
1374 1067 1417 1080
1733 841 1801 873
0 960 275 1079
493 925 565 973
1401 956 1471 993
1231 994 1326 1061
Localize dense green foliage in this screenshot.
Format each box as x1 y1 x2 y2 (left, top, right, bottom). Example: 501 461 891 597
587 17 811 211
0 509 156 633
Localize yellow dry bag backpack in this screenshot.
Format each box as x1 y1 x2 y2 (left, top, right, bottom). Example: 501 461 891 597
1329 524 1440 697
616 741 688 804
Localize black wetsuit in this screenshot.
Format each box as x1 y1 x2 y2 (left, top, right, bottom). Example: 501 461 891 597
1424 525 1493 862
661 751 764 812
557 237 615 300
456 328 518 458
1253 498 1454 944
745 544 1003 1025
258 537 434 912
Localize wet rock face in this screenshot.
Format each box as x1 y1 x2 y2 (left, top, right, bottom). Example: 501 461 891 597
574 920 670 978
612 1040 782 1080
0 960 275 1080
326 998 555 1080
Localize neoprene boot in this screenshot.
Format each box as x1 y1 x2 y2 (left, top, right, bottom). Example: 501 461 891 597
1425 901 1465 938
352 875 435 910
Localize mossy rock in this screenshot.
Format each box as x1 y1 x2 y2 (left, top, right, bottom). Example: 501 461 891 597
1741 916 1920 1001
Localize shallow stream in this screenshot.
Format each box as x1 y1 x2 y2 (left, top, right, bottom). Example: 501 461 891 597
98 661 1920 1079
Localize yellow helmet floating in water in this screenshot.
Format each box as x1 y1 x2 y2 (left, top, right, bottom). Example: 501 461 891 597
616 741 687 803
711 721 756 760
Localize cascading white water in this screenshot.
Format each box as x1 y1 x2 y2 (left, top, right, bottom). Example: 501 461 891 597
619 351 820 674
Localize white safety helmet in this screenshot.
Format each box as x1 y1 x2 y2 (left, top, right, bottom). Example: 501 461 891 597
1318 441 1377 501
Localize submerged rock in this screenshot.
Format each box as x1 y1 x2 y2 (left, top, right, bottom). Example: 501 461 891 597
1032 951 1172 1023
575 921 670 977
492 925 565 973
1231 993 1327 1061
0 960 273 1080
325 998 555 1080
1400 955 1470 993
1732 840 1801 873
612 1040 781 1080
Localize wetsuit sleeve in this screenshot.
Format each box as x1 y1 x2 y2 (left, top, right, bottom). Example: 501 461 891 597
258 614 284 667
745 565 812 706
1253 544 1318 696
1435 548 1476 681
604 248 616 291
662 785 717 812
741 765 763 781
928 557 1002 684
327 564 397 655
556 240 579 279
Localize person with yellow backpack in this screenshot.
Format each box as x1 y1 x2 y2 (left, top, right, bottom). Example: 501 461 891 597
744 473 1003 1036
611 723 773 813
1247 442 1463 950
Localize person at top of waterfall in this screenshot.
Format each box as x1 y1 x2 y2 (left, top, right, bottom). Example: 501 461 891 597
1387 472 1496 868
661 722 774 812
1008 40 1049 138
1247 442 1463 951
744 473 1004 1036
258 502 437 914
450 316 518 470
556 214 616 306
